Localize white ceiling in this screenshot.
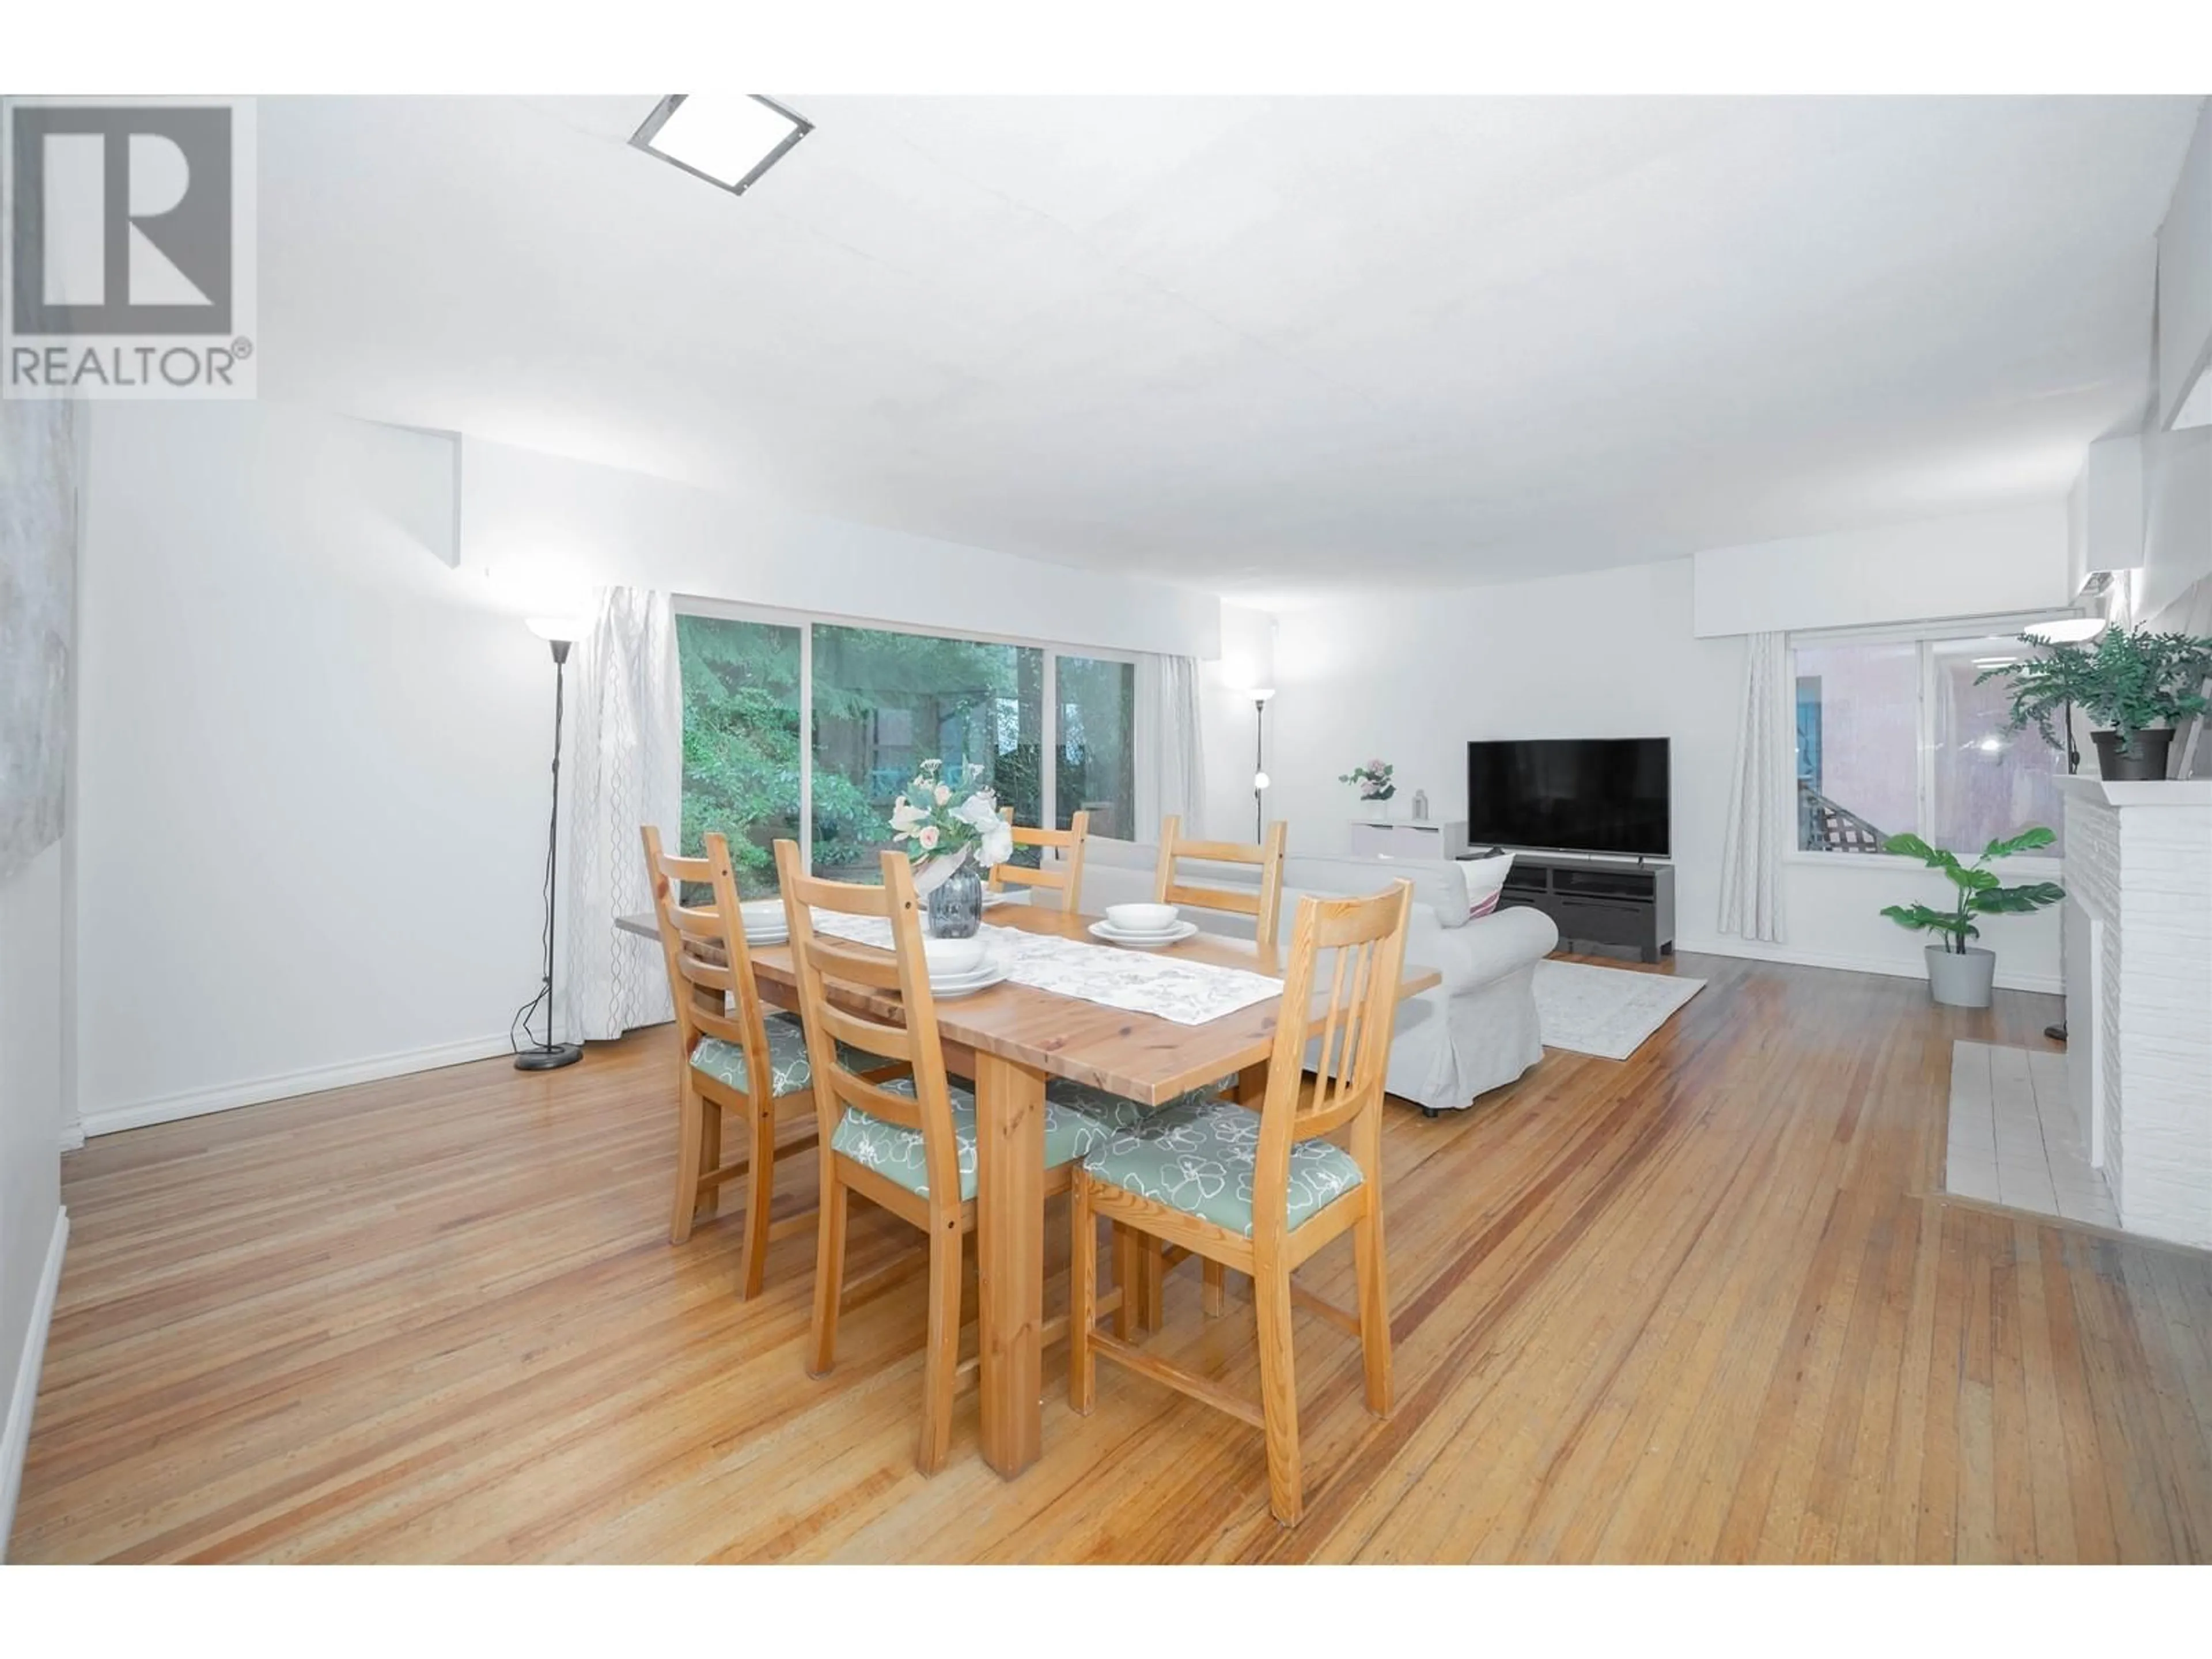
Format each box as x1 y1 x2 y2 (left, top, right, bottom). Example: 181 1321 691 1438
257 95 2202 604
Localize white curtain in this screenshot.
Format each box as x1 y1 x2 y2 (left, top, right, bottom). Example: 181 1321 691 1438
1718 630 1789 944
1135 654 1207 841
559 588 683 1040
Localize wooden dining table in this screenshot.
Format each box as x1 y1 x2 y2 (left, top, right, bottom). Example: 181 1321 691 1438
615 897 1440 1479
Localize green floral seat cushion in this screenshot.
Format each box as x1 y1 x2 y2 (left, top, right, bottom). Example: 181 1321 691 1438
1044 1075 1232 1132
691 1011 891 1099
831 1081 1116 1202
1081 1096 1362 1238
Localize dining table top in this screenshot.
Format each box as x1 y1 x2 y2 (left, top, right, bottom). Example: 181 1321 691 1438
615 899 1440 1107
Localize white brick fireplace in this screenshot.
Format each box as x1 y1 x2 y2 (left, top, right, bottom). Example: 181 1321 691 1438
2060 777 2212 1249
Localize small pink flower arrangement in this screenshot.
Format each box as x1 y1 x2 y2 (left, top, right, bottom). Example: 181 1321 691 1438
1338 757 1396 801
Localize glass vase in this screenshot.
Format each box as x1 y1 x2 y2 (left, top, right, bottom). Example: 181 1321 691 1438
926 858 984 938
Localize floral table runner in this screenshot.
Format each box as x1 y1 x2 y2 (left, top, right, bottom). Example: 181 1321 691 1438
806 912 1280 1028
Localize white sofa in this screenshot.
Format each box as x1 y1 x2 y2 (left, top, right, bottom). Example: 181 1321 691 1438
1072 839 1557 1114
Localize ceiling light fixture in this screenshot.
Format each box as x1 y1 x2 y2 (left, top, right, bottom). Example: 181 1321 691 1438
630 94 812 197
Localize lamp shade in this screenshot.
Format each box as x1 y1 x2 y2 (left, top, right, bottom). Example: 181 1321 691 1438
2021 616 2105 644
527 616 588 643
1251 686 1277 703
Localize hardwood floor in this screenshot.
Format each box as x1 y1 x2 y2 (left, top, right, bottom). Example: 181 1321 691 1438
13 953 2211 1562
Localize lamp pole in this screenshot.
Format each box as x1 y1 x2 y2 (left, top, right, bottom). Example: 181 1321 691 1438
1251 688 1276 841
519 619 585 1070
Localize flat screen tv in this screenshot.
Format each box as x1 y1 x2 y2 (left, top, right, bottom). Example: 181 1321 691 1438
1466 738 1671 858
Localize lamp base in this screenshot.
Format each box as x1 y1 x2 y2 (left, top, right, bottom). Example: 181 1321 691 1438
514 1043 583 1071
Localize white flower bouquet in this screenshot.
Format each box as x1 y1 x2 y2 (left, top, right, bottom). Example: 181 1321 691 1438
887 759 1014 892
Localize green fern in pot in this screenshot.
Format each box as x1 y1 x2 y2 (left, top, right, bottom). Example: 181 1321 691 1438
1978 624 2212 782
1880 827 2065 1009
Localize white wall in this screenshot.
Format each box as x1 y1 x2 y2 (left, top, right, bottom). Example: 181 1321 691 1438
1 842 68 1548
1 399 79 1552
458 438 1219 660
2067 437 2146 598
75 403 551 1135
2156 101 2212 431
74 403 1226 1135
1691 503 2070 637
2135 425 2211 627
1264 555 2062 991
1199 603 1278 842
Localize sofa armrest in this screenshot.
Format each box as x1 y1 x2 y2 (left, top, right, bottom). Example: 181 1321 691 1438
1419 906 1558 994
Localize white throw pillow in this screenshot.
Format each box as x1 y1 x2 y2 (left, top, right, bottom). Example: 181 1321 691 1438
1460 850 1516 919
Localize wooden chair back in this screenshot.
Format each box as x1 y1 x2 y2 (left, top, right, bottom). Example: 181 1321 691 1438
987 807 1090 911
641 826 773 1074
773 840 965 1208
1152 816 1291 950
1253 880 1415 1237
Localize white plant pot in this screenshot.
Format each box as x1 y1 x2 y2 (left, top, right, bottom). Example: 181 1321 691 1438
1925 944 1996 1009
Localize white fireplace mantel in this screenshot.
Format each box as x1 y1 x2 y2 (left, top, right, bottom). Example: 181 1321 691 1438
2061 778 2212 809
2059 777 2212 1249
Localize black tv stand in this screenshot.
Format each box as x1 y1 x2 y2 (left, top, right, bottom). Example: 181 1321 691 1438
1476 850 1675 964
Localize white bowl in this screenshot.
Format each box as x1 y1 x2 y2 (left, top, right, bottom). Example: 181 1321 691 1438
740 899 785 926
922 936 987 976
1104 902 1177 933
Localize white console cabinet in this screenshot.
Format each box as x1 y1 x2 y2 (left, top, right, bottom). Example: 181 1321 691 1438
1347 818 1469 860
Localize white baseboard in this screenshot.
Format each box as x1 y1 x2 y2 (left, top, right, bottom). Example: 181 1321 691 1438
1 1207 69 1561
78 1033 515 1139
1676 934 2062 995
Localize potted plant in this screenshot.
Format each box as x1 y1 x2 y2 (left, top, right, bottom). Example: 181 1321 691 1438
1979 624 2212 782
1880 827 2065 1007
887 759 1014 937
1339 757 1397 816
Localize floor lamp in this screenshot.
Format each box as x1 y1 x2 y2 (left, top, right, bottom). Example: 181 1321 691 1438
1251 687 1276 840
517 616 586 1071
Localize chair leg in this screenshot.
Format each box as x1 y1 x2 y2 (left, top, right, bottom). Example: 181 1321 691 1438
1202 1257 1226 1316
808 1169 849 1377
1253 1252 1303 1526
918 1216 963 1473
736 1093 777 1300
1139 1236 1165 1331
1353 1198 1393 1417
669 1072 707 1246
698 1097 722 1225
1070 1176 1097 1414
1112 1222 1138 1340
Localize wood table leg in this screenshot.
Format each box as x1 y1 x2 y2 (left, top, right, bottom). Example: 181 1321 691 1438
974 1051 1046 1478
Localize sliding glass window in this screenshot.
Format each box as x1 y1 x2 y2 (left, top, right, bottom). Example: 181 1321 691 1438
1790 620 2070 858
811 625 1044 880
675 607 1135 886
1055 656 1136 842
675 612 803 898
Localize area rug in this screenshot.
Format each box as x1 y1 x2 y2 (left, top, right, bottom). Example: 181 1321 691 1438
1533 960 1706 1060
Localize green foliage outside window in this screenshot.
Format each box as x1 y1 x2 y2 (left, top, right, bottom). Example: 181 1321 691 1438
676 615 1047 894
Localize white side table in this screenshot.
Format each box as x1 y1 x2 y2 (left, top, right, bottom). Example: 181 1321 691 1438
1347 819 1469 859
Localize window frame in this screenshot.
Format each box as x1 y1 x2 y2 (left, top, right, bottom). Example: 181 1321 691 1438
1785 608 2086 878
675 595 1143 873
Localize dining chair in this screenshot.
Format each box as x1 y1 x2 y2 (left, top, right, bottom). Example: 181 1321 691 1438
1154 815 1290 950
1069 879 1415 1525
774 839 1119 1473
642 826 846 1297
987 806 1090 912
1107 813 1293 1321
